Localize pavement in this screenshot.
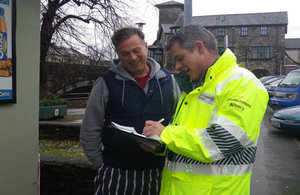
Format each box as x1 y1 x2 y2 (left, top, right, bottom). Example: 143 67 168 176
39 108 85 140
39 108 85 127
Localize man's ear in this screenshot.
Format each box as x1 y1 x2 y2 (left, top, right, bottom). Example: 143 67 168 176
193 41 205 53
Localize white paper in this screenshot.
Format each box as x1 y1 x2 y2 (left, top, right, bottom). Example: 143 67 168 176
110 122 161 149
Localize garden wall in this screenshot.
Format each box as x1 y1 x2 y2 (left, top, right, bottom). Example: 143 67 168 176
41 155 96 195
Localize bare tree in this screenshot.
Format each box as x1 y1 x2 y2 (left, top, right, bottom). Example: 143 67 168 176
40 0 146 94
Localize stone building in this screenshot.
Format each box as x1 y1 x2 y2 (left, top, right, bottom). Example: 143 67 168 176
284 38 300 73
148 1 184 66
149 1 288 78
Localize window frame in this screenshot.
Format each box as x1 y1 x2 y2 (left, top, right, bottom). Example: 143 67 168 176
240 27 248 36
260 26 268 35
148 48 163 65
170 27 180 34
252 46 270 60
218 27 225 37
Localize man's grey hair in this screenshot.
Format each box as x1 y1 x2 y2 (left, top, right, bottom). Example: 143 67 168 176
167 24 218 54
111 27 145 48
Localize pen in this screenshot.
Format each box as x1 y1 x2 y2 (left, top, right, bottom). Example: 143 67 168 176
158 118 165 123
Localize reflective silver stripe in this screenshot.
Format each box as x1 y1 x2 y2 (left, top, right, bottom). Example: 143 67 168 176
168 146 256 166
208 104 218 126
166 160 253 175
198 128 224 161
197 92 215 105
213 115 255 147
207 124 245 158
215 70 266 94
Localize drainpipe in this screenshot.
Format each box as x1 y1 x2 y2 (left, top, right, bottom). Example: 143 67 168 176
224 35 228 49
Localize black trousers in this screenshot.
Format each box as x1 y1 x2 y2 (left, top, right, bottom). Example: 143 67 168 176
94 164 162 195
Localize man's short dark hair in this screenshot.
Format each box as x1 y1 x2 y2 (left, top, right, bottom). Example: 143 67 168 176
112 27 145 48
167 24 218 54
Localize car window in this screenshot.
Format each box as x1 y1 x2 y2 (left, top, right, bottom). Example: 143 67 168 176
263 77 281 85
260 76 274 83
279 71 300 87
270 78 283 85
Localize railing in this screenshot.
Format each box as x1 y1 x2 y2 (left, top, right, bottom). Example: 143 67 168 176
61 93 90 100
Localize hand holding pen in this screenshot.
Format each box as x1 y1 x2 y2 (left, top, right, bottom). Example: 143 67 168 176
143 118 165 137
158 118 165 123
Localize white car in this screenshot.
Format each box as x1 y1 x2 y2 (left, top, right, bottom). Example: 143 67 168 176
265 78 285 98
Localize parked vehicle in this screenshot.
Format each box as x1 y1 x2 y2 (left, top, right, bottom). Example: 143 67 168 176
262 75 285 85
265 77 285 98
270 69 300 108
259 75 278 83
269 105 300 131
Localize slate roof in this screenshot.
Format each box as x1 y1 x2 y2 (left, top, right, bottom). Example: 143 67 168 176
172 14 184 27
161 23 173 33
155 0 184 9
285 38 300 49
192 12 288 27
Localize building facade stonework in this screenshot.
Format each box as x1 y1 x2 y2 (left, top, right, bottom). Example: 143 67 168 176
208 25 286 76
149 1 288 78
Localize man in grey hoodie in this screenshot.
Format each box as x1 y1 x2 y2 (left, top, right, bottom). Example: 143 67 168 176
80 27 181 195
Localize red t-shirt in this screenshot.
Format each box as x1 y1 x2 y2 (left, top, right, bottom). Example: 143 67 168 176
134 65 151 89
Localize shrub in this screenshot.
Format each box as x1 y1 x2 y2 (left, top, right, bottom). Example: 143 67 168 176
40 94 67 106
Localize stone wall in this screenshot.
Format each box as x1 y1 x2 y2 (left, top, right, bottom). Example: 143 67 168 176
208 25 286 76
41 155 96 195
46 62 109 94
40 122 96 194
66 98 88 109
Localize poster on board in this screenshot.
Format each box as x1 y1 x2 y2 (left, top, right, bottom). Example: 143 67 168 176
0 0 16 104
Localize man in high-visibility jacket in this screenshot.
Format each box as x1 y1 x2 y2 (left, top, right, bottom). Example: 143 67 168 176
143 24 269 194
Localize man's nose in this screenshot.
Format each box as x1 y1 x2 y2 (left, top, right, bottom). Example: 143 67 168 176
129 52 138 60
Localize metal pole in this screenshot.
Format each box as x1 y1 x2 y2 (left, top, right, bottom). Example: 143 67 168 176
184 0 192 26
224 35 228 49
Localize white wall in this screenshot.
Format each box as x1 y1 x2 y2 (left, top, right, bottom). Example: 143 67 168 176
0 0 40 194
286 49 300 63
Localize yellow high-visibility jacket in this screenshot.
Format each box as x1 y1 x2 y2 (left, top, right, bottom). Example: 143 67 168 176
159 49 269 195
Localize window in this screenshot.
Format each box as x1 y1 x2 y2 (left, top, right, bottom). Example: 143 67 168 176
241 27 248 36
252 46 270 59
260 26 268 35
218 27 225 36
148 50 153 57
148 49 162 65
170 27 180 34
280 71 300 87
153 49 162 63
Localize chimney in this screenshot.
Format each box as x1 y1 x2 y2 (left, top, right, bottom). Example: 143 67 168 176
136 22 146 31
184 0 192 26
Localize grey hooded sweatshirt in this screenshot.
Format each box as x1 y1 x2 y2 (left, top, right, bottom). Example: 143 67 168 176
80 57 181 167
